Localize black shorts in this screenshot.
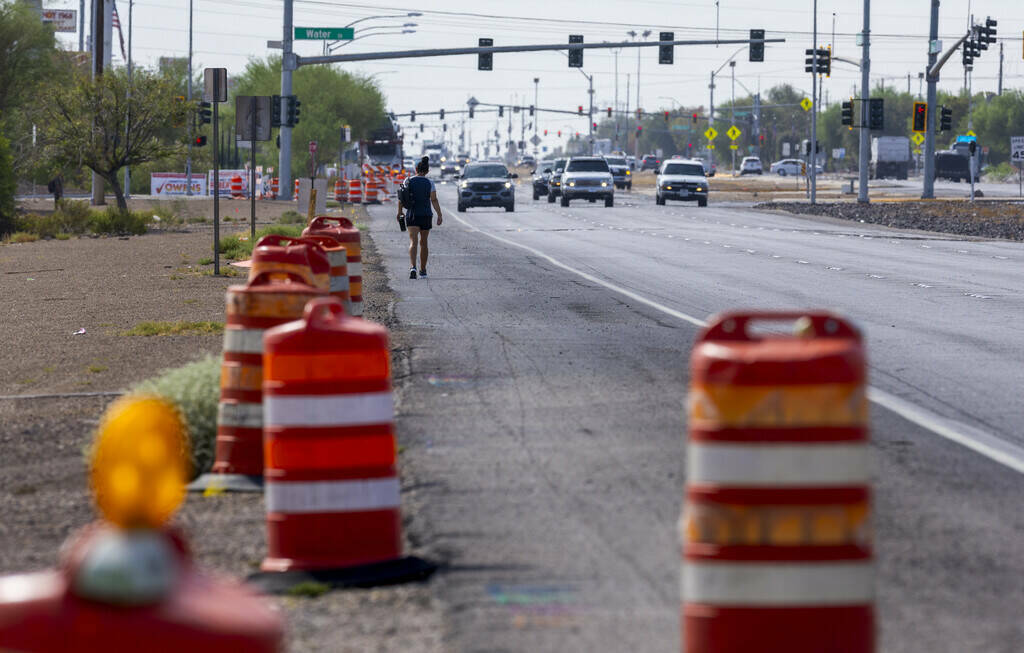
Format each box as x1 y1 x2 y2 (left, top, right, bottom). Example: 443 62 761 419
405 213 432 230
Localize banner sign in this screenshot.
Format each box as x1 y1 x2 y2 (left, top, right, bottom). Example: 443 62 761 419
41 9 77 32
150 172 205 197
207 169 249 195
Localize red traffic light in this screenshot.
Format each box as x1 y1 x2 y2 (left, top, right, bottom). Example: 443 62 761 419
578 105 584 115
194 135 207 147
557 130 561 137
544 129 548 136
592 122 597 129
636 125 643 133
607 107 612 117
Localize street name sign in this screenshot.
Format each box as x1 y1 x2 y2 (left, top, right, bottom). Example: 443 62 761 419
295 27 354 40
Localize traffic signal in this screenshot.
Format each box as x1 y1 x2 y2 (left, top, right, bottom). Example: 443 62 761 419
198 101 212 125
285 95 301 127
636 125 643 135
469 106 474 118
443 123 448 132
478 38 493 70
270 94 282 127
664 111 670 123
804 48 829 74
194 135 207 147
568 34 583 68
692 112 698 124
544 129 548 136
841 100 854 126
439 108 444 120
592 122 597 130
868 98 884 130
981 17 997 46
498 105 504 117
578 105 584 115
557 130 561 137
940 105 952 131
419 123 424 133
636 108 643 119
607 107 612 117
410 110 416 122
749 29 765 62
659 31 674 65
529 105 535 116
912 101 927 132
825 45 832 77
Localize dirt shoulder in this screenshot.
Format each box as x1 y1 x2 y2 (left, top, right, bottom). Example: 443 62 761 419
0 204 443 652
755 199 1024 241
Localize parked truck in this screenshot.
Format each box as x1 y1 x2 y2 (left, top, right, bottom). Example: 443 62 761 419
870 136 911 180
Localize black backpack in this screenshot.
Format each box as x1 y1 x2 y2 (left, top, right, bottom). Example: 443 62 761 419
398 179 414 209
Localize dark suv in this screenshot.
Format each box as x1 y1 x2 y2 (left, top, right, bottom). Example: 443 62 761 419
457 163 517 212
545 158 568 203
641 154 661 171
532 160 555 199
604 156 632 190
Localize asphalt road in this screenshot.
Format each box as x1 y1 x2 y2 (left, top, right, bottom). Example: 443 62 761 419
368 184 1024 652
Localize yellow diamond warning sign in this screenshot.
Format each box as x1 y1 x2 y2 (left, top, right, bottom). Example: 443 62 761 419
800 97 813 112
704 127 718 141
727 125 741 140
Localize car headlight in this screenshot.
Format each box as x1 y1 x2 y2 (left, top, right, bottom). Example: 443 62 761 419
696 187 703 191
455 165 461 171
460 181 468 188
504 182 511 188
441 156 447 162
568 181 575 187
625 170 631 175
601 182 608 187
665 185 673 190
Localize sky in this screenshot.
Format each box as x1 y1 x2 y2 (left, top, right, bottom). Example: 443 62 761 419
50 0 1024 157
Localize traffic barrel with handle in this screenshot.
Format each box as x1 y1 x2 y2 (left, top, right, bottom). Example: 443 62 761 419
261 297 400 572
301 234 351 314
302 216 363 316
249 234 331 291
197 272 325 490
681 311 873 653
334 179 343 202
270 177 279 199
230 174 244 199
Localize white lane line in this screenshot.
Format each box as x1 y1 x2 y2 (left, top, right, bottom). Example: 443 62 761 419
447 207 1024 477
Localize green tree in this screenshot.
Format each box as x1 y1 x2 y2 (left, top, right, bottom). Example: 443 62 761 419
0 1 60 117
228 56 386 172
39 67 190 210
0 129 15 236
963 90 1024 164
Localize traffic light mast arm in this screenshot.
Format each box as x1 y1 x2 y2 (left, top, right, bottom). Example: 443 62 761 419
297 37 785 66
927 32 973 80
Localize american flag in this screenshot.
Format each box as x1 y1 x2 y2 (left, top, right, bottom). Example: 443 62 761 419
112 1 127 61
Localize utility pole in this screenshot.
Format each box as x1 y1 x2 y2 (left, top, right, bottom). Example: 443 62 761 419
123 0 132 200
858 0 871 203
279 0 294 200
533 77 539 155
922 0 939 199
708 70 715 175
90 0 105 206
810 0 818 204
730 60 736 176
998 40 1003 95
588 73 595 155
186 0 192 196
613 50 619 150
78 0 84 51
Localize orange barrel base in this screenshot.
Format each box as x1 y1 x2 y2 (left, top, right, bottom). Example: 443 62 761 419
684 605 874 653
301 234 351 314
249 234 331 291
262 507 402 572
302 217 362 316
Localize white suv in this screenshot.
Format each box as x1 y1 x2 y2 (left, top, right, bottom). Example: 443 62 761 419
739 156 763 175
656 159 708 207
560 157 615 207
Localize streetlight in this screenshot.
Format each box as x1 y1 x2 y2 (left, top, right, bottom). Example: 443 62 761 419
329 29 416 53
324 12 422 53
708 45 747 177
659 96 682 110
627 29 651 159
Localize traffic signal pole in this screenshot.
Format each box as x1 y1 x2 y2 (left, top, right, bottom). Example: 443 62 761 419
810 0 818 204
279 0 294 201
923 0 939 199
858 0 871 203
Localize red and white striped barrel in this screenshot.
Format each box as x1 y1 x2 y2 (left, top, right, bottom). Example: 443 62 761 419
362 177 379 204
213 272 325 479
293 179 299 201
230 175 244 199
301 234 351 314
347 179 362 204
261 297 400 572
333 179 343 202
302 216 362 317
681 311 873 653
270 177 279 199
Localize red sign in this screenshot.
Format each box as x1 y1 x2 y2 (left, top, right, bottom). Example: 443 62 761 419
309 141 318 155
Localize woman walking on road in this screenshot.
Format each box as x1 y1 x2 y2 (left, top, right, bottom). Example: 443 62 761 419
398 156 443 279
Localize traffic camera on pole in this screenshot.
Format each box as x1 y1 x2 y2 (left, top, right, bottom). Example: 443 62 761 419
659 32 674 65
198 101 212 125
912 102 927 133
940 106 952 131
478 38 493 71
749 29 765 62
568 34 584 68
868 98 884 130
841 100 854 127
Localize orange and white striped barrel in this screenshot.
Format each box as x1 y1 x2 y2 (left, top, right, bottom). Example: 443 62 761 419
270 177 279 199
681 311 873 653
230 175 244 199
362 177 378 204
293 179 300 201
261 297 400 572
302 216 362 316
333 179 343 202
347 179 362 204
213 272 325 479
300 234 350 314
249 234 331 292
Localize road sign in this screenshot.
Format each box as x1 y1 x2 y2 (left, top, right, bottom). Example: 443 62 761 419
965 129 976 137
294 27 353 40
911 132 925 146
309 140 318 155
203 68 227 103
800 97 813 111
343 125 351 142
1011 136 1024 164
729 143 738 150
913 148 922 155
235 96 272 141
726 125 741 141
704 127 718 140
530 134 542 146
708 144 715 149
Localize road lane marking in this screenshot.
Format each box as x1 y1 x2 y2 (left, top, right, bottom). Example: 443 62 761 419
446 206 1024 477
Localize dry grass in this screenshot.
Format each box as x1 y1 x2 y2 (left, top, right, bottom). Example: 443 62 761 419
120 321 224 337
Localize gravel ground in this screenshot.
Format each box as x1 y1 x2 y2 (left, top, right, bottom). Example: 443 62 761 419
756 199 1024 240
0 203 443 652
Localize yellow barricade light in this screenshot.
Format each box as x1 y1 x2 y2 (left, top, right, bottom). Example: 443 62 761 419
90 397 189 530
